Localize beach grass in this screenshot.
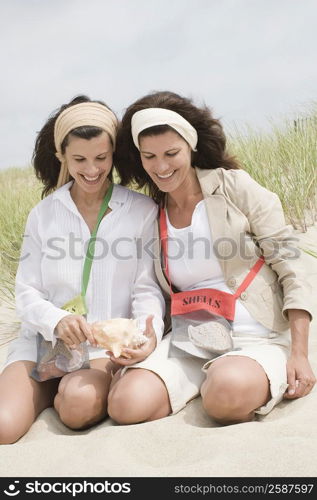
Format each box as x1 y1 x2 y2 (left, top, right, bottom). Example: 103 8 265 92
0 167 42 306
228 111 317 231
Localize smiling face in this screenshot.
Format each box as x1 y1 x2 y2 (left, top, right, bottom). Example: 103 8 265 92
64 131 113 198
139 129 195 194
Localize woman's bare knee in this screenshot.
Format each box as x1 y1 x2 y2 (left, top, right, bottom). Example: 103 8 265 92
54 369 109 430
108 368 171 424
0 409 26 444
0 361 59 443
202 367 247 410
201 357 270 424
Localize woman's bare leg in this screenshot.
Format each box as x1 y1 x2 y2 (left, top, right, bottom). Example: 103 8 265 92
107 368 171 424
54 358 117 430
200 355 270 425
0 361 59 444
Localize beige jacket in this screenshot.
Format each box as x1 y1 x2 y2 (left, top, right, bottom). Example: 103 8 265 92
154 167 313 334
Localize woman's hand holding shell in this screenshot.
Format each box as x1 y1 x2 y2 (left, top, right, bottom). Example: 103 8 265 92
91 316 157 366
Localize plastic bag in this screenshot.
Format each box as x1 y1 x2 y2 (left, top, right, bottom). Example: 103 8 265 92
31 334 90 382
169 309 233 359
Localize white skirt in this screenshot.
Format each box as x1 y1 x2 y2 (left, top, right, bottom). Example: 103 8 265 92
122 329 290 416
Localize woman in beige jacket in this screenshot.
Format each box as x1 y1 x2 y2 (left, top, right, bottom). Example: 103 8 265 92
107 91 315 425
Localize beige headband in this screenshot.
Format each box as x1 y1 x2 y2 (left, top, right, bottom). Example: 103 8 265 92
131 108 198 151
54 102 118 188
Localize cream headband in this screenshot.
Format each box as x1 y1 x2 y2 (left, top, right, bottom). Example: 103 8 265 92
54 102 118 188
131 108 198 151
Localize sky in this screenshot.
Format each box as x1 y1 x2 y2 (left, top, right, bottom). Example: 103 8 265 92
0 0 316 169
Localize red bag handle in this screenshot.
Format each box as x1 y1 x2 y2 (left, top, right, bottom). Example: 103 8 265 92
159 207 265 298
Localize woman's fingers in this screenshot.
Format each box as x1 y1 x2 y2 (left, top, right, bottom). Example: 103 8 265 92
122 347 143 357
284 377 316 399
285 354 316 400
285 366 296 397
294 380 305 398
63 326 85 346
103 316 158 365
57 315 97 347
69 326 86 343
77 317 96 347
105 349 143 366
58 328 79 346
144 315 155 337
300 381 313 398
295 378 315 397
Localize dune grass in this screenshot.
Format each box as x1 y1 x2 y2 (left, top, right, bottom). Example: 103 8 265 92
0 167 42 307
228 111 317 231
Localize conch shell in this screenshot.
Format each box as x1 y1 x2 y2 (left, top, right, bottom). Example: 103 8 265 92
91 318 148 358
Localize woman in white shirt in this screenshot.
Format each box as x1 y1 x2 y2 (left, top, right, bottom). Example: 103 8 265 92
0 95 165 443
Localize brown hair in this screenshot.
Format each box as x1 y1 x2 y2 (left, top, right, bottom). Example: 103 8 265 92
114 91 239 204
33 95 115 197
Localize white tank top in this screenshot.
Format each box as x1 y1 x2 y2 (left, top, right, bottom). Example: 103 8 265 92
166 200 270 335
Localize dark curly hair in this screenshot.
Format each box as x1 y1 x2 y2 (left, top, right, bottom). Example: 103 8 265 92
114 91 239 204
33 95 115 197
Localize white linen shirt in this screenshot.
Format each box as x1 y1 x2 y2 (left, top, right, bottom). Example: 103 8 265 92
14 182 165 352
